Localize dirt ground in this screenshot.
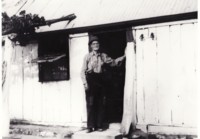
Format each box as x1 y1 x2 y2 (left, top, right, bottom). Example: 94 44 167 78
8 124 83 139
5 124 197 139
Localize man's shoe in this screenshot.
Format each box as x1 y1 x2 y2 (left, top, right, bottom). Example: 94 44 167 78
96 128 104 132
86 128 93 133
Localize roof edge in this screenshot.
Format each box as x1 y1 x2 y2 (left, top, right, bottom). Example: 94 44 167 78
37 12 197 35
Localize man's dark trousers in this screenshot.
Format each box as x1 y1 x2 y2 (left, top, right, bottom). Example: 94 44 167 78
85 73 106 129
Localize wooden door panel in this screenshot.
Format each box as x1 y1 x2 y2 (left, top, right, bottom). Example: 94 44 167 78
136 22 197 127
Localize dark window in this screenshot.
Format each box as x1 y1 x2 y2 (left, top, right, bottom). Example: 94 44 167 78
38 33 69 82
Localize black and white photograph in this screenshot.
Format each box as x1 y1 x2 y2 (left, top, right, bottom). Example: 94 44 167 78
1 0 198 139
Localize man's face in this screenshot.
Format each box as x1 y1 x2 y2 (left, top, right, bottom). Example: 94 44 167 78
91 41 100 51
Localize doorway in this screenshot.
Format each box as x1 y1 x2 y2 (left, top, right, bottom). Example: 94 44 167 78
90 30 126 123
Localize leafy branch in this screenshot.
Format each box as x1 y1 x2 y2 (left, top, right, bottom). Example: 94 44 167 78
2 10 76 45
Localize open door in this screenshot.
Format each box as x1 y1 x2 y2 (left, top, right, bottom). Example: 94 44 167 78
90 30 126 124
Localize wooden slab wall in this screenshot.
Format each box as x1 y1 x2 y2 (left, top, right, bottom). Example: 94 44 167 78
135 21 197 128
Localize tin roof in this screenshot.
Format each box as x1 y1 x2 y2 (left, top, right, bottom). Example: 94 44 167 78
2 0 197 33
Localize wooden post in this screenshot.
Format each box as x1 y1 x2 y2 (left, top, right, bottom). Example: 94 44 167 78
121 29 137 134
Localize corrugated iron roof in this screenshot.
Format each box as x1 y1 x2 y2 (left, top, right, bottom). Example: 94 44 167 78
2 0 197 33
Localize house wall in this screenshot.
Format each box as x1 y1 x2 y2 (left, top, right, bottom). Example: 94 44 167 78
8 34 89 126
2 37 14 136
7 19 198 135
135 20 198 132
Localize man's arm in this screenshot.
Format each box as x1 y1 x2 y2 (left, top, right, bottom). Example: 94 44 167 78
103 53 125 67
81 55 88 88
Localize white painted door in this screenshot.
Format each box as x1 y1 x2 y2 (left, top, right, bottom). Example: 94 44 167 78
136 21 198 127
69 33 89 125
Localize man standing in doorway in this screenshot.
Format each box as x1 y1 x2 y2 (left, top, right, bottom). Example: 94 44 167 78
81 36 126 133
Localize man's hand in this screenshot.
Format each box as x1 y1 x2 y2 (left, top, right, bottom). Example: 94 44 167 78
86 69 93 74
84 83 89 91
115 55 126 66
